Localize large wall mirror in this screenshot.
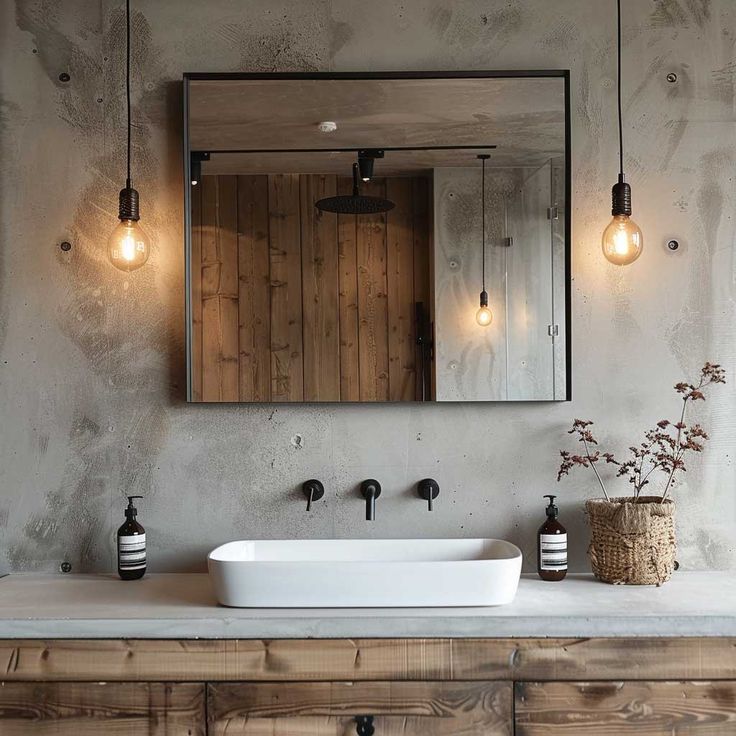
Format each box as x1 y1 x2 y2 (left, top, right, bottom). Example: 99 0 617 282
184 72 570 403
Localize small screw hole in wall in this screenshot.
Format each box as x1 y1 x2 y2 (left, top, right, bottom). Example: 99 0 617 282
59 561 72 573
667 239 680 251
59 72 70 83
60 241 72 252
666 72 677 83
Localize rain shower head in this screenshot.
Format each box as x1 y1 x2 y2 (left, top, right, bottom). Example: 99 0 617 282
315 163 395 214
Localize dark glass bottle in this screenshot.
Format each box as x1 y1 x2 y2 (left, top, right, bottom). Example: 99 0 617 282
537 494 567 581
118 495 146 580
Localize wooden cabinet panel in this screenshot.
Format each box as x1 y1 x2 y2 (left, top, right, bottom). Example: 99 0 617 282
208 681 512 735
0 681 205 735
2 639 736 683
515 681 736 735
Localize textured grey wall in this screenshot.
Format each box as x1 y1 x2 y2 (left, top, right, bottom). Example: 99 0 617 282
0 0 733 574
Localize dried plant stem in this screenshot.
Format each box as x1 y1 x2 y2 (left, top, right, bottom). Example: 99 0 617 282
583 437 610 501
660 392 690 503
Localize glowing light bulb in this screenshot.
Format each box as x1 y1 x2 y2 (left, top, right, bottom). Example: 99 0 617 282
602 213 643 266
475 289 492 326
108 218 150 272
476 305 493 326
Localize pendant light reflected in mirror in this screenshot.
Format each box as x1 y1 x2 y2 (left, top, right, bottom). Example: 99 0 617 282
108 0 150 272
475 154 493 327
602 0 643 266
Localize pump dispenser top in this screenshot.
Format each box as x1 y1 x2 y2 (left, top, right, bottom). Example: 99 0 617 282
125 495 143 519
544 494 559 518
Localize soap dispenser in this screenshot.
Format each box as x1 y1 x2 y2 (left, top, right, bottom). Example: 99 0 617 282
537 494 567 581
118 495 146 580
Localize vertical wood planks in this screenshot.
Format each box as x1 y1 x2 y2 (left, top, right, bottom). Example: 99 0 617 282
201 175 239 401
268 174 304 401
386 178 417 401
237 175 271 401
356 178 390 401
300 175 340 401
337 175 361 401
192 174 431 402
412 176 431 401
190 177 203 401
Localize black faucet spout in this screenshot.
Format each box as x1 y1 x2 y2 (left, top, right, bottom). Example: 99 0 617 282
360 479 382 521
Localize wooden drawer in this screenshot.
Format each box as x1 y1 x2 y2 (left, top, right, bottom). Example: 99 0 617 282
208 681 512 735
515 681 736 735
0 681 205 735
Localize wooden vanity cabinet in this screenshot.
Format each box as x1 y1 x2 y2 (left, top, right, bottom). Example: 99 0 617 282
0 638 734 735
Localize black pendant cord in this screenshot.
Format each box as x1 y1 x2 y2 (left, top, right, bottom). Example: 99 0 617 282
610 0 631 217
481 156 486 293
117 0 139 222
617 0 623 178
126 0 132 189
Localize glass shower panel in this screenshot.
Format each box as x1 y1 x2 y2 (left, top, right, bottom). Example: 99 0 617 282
504 161 555 400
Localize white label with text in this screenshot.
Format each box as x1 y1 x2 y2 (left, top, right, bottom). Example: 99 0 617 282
540 533 567 571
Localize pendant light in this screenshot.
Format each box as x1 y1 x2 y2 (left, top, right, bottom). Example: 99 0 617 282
475 154 493 327
602 0 643 266
108 0 150 271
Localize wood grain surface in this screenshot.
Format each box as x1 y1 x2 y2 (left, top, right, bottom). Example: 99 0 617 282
208 680 512 735
0 681 205 735
191 173 430 402
515 680 736 735
0 638 733 682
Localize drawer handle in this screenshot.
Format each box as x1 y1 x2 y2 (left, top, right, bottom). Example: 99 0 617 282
355 715 375 736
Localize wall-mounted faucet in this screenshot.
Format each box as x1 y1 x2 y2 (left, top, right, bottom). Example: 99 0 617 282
417 478 440 511
302 479 325 511
360 480 382 521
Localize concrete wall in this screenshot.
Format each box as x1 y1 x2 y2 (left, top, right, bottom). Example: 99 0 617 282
0 0 733 574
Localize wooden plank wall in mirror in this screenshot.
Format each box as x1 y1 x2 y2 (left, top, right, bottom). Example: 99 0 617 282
184 72 571 403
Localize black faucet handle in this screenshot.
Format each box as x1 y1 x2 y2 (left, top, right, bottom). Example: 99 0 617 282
360 480 381 521
417 478 440 511
302 479 325 511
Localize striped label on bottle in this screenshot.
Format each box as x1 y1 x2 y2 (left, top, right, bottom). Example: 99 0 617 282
118 533 146 570
540 533 567 571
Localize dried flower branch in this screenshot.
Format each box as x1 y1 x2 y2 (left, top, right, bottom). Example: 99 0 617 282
557 419 610 501
557 363 725 503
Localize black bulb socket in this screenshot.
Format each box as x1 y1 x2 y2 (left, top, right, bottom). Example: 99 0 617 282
191 158 201 186
611 173 632 217
479 289 488 308
118 185 140 221
357 149 383 182
358 156 374 182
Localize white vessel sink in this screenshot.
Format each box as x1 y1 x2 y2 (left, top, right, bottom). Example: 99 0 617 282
208 538 522 608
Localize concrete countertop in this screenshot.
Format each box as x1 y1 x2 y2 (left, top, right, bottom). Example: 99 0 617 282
0 571 733 639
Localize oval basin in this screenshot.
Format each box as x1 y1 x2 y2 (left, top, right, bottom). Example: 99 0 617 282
208 538 522 608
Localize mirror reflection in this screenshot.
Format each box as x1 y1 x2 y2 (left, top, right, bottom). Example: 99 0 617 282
185 73 569 402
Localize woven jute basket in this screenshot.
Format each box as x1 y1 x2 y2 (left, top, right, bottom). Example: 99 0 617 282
585 496 675 586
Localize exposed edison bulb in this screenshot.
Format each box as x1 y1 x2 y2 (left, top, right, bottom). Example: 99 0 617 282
602 214 643 266
476 305 493 326
475 290 492 326
108 219 150 271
